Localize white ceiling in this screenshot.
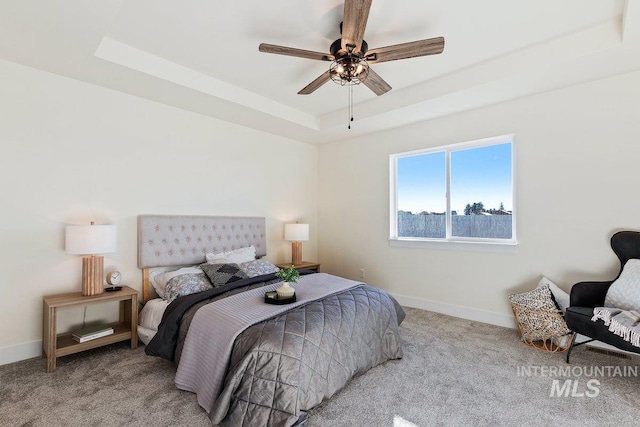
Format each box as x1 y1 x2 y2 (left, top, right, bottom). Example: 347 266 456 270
1 0 639 145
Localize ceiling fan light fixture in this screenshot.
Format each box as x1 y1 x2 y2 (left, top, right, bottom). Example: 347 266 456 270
329 58 369 86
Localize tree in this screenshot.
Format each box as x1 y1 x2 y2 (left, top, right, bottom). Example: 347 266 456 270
465 202 485 215
499 202 505 211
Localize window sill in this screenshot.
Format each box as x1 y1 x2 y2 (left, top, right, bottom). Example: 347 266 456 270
389 238 518 254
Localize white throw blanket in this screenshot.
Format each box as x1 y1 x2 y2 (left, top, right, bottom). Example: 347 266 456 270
174 273 363 413
592 307 640 347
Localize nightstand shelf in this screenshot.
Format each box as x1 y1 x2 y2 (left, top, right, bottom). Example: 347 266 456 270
276 261 321 273
43 286 138 373
55 322 132 356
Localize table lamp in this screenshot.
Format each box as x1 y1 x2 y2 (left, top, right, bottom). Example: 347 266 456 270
284 223 309 266
65 222 117 296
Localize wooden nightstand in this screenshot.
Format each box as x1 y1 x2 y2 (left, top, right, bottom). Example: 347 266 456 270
43 286 138 373
276 261 321 273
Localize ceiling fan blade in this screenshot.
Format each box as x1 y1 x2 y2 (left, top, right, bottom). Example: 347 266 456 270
363 67 391 96
259 43 334 61
298 70 332 95
342 0 373 53
367 37 445 63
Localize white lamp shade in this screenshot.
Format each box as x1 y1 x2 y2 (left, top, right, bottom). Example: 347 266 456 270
284 223 309 241
65 224 117 255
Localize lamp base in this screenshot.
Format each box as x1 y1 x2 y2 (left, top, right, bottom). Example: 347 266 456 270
81 255 104 296
291 241 303 266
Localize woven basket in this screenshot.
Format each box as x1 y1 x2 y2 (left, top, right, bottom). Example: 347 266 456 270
510 302 574 353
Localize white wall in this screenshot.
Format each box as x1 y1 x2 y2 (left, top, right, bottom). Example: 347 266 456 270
3 55 638 366
318 70 640 326
0 59 317 364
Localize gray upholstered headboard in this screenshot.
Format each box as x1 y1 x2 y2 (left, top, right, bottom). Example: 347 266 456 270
138 215 267 268
137 215 267 302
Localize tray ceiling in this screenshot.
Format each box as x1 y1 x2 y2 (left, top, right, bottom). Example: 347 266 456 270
1 0 639 144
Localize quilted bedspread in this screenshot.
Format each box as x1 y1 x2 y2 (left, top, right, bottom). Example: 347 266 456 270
209 282 404 426
147 273 404 426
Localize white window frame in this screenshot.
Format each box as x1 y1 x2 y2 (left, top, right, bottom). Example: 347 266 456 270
389 134 517 253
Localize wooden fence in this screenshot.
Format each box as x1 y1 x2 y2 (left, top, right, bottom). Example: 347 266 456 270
398 214 512 239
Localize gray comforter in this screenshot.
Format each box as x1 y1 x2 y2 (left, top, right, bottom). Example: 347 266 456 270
155 273 405 426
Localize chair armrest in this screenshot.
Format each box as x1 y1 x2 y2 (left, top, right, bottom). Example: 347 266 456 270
569 280 613 308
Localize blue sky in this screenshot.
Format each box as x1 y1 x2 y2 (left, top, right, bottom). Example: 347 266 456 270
397 143 512 214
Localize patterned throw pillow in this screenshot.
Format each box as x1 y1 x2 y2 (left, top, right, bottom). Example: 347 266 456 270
163 273 212 303
150 266 203 299
509 284 570 341
604 259 640 311
538 276 570 311
238 259 279 278
200 263 249 287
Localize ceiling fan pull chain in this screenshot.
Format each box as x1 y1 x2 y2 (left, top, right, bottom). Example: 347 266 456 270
351 85 354 123
347 85 354 130
348 85 352 129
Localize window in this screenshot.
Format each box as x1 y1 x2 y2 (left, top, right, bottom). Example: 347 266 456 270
390 135 515 251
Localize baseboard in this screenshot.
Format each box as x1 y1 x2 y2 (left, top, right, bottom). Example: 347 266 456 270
2 296 514 366
391 293 516 329
0 340 42 366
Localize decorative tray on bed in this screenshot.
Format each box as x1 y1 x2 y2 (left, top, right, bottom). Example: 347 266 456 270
264 291 297 305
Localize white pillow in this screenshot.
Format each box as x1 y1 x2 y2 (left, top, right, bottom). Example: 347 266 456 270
604 259 640 311
539 276 570 311
206 245 256 264
149 269 166 298
150 266 203 298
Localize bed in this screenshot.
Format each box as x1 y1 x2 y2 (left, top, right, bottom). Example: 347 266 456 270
137 215 404 426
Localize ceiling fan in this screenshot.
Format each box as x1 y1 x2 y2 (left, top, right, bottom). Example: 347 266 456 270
258 0 445 96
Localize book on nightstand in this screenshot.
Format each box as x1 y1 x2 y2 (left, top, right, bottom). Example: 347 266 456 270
72 325 114 343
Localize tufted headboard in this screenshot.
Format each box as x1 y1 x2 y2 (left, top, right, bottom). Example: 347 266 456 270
137 215 267 302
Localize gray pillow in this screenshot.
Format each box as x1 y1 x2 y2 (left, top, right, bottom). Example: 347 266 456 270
163 273 212 303
200 263 249 287
239 259 279 278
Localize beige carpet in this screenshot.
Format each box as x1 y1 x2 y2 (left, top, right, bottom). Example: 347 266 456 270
1 307 639 426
